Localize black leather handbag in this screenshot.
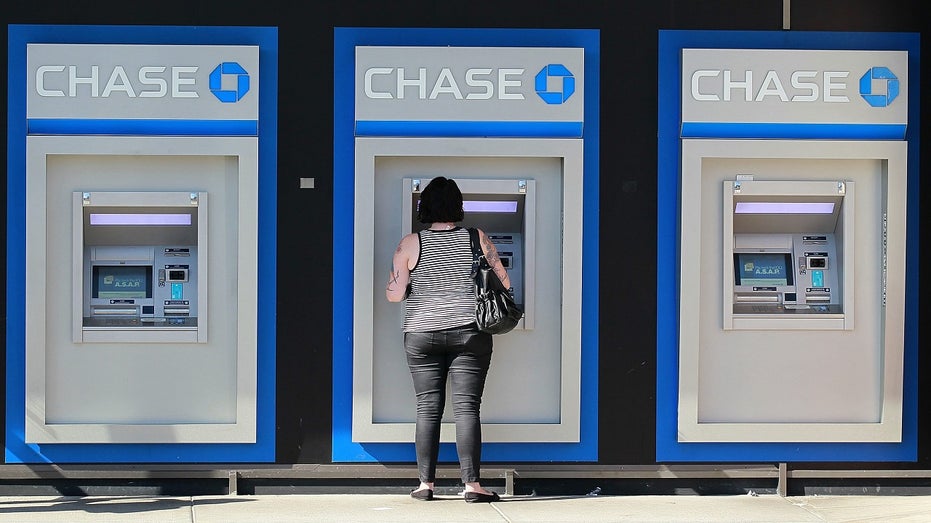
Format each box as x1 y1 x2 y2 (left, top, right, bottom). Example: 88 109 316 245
467 228 523 334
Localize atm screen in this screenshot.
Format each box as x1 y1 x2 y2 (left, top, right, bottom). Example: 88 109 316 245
734 253 794 286
92 265 153 299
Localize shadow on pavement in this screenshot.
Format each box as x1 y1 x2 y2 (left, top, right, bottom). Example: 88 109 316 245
0 496 252 515
430 494 600 503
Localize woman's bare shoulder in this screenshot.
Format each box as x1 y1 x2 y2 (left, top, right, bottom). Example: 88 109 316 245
397 231 419 251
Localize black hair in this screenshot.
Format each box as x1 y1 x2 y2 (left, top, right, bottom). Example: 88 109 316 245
417 176 464 223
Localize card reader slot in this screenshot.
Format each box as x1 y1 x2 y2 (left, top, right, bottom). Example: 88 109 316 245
163 307 190 315
805 295 831 302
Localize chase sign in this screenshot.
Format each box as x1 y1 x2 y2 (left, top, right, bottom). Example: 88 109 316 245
355 46 584 125
681 48 908 133
27 44 259 121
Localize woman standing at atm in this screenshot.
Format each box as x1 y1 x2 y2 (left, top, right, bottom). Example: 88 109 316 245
386 176 511 503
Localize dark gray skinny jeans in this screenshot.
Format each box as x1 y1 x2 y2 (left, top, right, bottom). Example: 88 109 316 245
404 323 493 484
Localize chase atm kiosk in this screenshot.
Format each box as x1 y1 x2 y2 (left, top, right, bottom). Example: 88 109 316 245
658 30 916 462
10 28 272 459
342 34 594 459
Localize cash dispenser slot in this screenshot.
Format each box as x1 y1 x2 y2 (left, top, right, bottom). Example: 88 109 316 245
92 307 140 315
735 294 780 303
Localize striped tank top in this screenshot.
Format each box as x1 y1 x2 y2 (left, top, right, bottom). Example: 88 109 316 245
403 227 476 332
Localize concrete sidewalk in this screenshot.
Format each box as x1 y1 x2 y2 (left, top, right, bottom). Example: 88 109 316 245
2 493 931 522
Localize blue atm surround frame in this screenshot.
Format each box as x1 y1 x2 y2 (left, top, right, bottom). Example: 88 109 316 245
5 25 278 463
657 30 920 462
332 27 600 462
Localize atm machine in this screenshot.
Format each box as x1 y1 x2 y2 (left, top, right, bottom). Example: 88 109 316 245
723 177 853 331
403 177 534 328
74 191 207 343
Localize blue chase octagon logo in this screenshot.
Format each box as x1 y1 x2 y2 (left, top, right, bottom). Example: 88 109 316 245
535 64 575 104
209 62 250 103
859 66 899 108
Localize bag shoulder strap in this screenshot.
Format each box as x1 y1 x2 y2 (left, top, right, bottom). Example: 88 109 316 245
467 227 483 260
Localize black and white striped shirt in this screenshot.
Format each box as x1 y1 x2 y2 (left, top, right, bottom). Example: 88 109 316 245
403 227 475 332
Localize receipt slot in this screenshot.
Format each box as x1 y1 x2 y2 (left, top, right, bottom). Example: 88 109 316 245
73 191 208 343
404 177 534 329
723 178 853 331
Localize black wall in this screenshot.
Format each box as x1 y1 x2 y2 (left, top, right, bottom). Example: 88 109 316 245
2 0 928 467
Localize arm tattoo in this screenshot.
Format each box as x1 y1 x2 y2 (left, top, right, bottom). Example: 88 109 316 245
481 236 500 263
481 235 510 282
386 270 401 291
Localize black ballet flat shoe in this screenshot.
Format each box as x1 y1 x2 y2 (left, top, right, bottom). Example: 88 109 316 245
410 488 434 501
464 491 499 503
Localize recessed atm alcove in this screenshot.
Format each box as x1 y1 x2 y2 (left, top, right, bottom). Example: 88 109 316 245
676 139 907 444
723 178 854 331
351 137 584 445
75 191 208 344
22 137 260 446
